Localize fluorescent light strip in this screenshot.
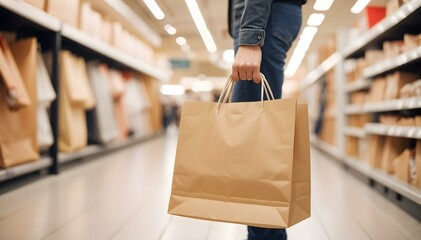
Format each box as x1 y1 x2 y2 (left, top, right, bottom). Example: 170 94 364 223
351 0 371 14
143 0 165 20
176 37 187 45
307 13 325 26
314 0 334 11
185 0 217 53
285 27 318 78
164 24 177 35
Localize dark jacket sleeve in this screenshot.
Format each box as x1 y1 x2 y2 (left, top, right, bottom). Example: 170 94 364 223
238 0 273 47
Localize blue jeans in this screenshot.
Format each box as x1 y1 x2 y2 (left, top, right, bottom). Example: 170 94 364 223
231 1 302 240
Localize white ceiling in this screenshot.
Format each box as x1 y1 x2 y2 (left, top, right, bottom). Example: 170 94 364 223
125 0 389 66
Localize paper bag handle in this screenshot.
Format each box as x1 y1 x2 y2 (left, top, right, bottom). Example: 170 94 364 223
216 73 275 114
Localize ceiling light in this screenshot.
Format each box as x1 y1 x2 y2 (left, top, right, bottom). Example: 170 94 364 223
185 0 217 53
307 13 325 26
164 24 177 35
160 85 185 95
176 37 187 46
351 0 371 14
284 27 319 78
223 49 234 63
313 0 334 11
143 0 165 20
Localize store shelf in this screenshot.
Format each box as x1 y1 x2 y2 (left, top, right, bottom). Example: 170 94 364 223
310 136 343 160
58 134 157 164
345 104 364 114
62 25 168 81
0 0 61 31
363 45 421 79
345 79 371 93
364 97 421 112
344 127 366 138
365 123 421 139
343 0 421 59
343 156 421 205
0 157 52 183
300 52 341 88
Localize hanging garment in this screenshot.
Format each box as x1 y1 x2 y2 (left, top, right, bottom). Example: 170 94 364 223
0 34 31 110
58 51 95 152
86 63 119 144
36 53 56 151
108 69 129 140
0 38 39 168
122 74 143 136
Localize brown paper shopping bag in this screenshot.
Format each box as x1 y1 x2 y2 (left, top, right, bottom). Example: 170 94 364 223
0 38 39 168
168 76 311 228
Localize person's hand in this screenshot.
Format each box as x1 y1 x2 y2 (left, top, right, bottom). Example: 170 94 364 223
231 45 262 83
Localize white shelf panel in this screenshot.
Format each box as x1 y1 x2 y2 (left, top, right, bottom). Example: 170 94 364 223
365 123 421 139
310 136 342 160
345 104 364 114
62 25 168 81
363 45 421 79
58 134 157 164
345 79 371 93
343 156 421 205
0 0 61 31
363 97 421 112
300 52 341 89
344 127 366 138
0 157 52 182
343 0 421 58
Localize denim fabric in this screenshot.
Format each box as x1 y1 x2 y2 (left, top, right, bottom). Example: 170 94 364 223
231 1 302 240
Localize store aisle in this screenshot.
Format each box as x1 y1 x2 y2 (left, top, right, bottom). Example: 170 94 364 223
0 129 420 240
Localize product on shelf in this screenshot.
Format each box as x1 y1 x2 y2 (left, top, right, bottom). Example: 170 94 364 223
402 34 421 52
356 6 386 34
349 114 371 127
0 38 39 168
45 0 80 26
364 49 384 66
400 79 421 98
382 136 411 173
393 148 414 183
23 0 45 9
144 77 163 132
367 77 387 102
383 40 404 59
385 72 418 100
366 135 385 168
36 53 56 151
0 34 31 110
346 136 359 157
56 51 95 152
386 0 405 16
415 140 421 188
350 91 367 105
108 70 130 140
379 114 399 125
398 117 415 126
86 63 119 144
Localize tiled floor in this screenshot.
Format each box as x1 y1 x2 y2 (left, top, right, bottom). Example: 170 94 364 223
0 129 420 240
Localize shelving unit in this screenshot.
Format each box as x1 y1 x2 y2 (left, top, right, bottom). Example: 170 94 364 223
343 156 421 205
0 157 52 183
363 45 421 79
58 134 157 164
343 0 421 59
345 97 421 114
300 52 341 88
0 0 165 183
345 78 371 93
306 0 421 220
365 123 421 139
344 127 366 138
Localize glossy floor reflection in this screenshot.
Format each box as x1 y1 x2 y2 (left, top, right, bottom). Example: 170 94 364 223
0 127 420 240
